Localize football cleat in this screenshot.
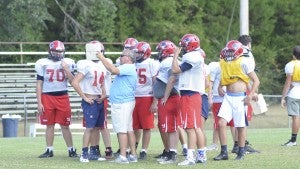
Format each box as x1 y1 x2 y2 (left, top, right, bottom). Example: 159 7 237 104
38 149 53 158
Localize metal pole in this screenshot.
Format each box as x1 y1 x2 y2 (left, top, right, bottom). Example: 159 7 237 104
24 96 27 136
240 0 249 35
20 43 23 64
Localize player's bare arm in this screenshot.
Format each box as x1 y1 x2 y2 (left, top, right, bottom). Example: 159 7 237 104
205 75 213 108
71 72 94 104
97 52 120 75
36 80 44 114
172 47 182 74
281 74 292 108
244 71 260 105
161 74 176 106
150 76 158 113
61 60 74 83
217 83 226 97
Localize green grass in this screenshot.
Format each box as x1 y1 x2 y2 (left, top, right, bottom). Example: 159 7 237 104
1 128 300 169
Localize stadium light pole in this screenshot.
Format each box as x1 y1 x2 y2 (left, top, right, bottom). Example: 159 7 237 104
240 0 249 35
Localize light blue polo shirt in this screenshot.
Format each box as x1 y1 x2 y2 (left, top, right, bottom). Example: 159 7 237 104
109 64 137 103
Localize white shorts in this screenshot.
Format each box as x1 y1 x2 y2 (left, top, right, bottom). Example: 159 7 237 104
111 101 135 133
218 92 248 127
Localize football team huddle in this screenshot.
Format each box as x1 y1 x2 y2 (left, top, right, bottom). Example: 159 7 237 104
35 34 262 165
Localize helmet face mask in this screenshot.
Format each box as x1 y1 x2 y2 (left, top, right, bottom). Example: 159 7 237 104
221 40 244 62
48 40 65 61
49 50 65 61
155 40 175 62
133 51 144 62
133 42 151 62
223 49 236 62
156 51 163 61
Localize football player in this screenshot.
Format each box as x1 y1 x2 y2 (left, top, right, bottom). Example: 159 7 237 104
35 40 78 158
72 41 107 162
132 41 159 160
172 34 207 165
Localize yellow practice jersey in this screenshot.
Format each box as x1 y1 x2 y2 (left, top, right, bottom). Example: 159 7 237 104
220 57 250 86
291 60 300 82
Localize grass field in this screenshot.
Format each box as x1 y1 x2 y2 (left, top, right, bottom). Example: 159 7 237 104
0 128 300 169
1 104 300 169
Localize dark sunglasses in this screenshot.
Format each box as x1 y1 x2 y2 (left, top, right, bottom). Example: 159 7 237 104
120 54 129 57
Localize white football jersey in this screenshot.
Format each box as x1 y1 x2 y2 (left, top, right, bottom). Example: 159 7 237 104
76 60 107 95
101 58 113 95
179 50 205 93
285 60 300 99
35 58 75 93
242 46 255 67
156 57 180 91
209 61 224 103
135 58 159 97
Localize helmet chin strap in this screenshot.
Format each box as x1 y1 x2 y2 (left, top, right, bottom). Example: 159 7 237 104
136 57 145 63
48 54 63 61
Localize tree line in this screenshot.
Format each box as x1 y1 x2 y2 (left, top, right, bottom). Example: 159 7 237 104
0 0 299 94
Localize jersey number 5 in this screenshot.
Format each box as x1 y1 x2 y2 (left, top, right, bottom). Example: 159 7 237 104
137 68 147 84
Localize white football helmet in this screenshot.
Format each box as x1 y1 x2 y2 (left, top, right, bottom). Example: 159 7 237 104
85 41 105 60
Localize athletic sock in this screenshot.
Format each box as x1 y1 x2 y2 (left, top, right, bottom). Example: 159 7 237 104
238 147 245 154
221 145 227 153
106 147 112 151
291 134 297 142
82 147 88 153
169 149 177 153
67 147 74 151
187 149 195 160
234 141 238 146
47 146 53 151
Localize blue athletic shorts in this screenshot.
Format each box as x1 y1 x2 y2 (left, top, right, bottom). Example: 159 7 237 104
201 94 209 120
81 99 105 128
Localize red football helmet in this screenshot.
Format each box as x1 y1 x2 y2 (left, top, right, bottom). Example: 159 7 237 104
219 47 227 60
179 34 200 53
133 41 151 62
124 38 138 50
155 40 176 61
223 40 244 61
48 40 65 61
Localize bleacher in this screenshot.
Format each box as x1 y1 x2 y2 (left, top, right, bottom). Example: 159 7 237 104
0 63 83 118
0 64 85 136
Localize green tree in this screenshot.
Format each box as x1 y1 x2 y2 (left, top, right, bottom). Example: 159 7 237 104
0 0 53 63
0 0 53 42
44 0 117 42
113 0 206 52
202 0 240 62
272 0 300 94
44 0 117 60
248 0 278 94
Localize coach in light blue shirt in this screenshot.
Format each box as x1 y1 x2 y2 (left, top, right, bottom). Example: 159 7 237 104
109 63 137 103
97 49 138 163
